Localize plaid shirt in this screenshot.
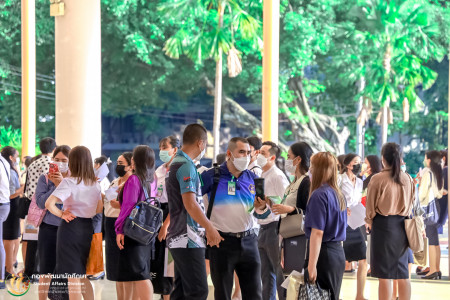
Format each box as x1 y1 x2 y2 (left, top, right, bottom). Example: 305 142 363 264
25 155 51 199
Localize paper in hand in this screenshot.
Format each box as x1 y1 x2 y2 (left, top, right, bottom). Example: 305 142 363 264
94 162 110 182
104 186 119 202
347 202 366 230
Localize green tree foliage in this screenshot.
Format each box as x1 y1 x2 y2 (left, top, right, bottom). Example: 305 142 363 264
0 0 449 160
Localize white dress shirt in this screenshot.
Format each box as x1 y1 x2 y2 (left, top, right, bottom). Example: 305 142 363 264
258 165 290 225
0 156 11 203
340 173 363 208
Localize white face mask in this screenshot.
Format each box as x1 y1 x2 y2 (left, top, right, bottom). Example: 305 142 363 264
231 153 250 172
15 157 20 166
194 143 206 162
256 154 268 168
56 161 69 173
285 159 297 174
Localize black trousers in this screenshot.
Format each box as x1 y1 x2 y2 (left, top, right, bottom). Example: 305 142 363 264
209 233 262 300
24 240 39 278
170 248 208 300
305 241 345 300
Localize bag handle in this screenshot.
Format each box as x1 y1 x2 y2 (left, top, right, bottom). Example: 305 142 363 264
140 179 162 208
206 164 221 219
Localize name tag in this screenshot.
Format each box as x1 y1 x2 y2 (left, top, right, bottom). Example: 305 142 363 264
228 181 236 196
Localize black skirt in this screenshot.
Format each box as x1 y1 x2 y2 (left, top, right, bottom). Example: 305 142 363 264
371 214 409 279
54 218 93 275
117 235 152 282
305 241 345 300
38 222 59 274
151 203 173 295
104 217 120 281
343 225 366 262
3 197 21 240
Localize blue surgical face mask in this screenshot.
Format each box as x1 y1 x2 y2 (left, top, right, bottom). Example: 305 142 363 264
159 150 172 163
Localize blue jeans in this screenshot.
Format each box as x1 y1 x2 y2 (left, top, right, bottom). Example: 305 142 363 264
0 203 11 280
258 222 284 300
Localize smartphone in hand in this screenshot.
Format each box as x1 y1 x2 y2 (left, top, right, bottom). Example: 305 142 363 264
254 178 265 201
49 162 59 174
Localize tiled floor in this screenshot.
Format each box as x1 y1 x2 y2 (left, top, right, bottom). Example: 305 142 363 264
1 225 449 299
0 272 449 299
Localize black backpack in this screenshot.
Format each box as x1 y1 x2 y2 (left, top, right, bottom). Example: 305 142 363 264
123 181 163 245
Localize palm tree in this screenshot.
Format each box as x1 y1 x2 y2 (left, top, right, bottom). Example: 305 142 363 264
350 0 446 145
160 0 261 160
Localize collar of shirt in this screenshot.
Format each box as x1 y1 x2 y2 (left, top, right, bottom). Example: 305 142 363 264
177 150 194 165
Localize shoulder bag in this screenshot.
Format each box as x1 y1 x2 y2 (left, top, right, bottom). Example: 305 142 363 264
280 176 306 239
123 181 164 245
404 174 425 252
27 175 49 227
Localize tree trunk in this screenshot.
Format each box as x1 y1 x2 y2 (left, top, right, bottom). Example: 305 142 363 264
381 43 392 148
381 98 389 146
212 3 224 162
356 77 365 157
205 76 349 154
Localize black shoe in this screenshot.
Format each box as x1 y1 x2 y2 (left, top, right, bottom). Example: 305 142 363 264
88 271 105 281
417 268 430 276
0 281 5 289
421 272 442 280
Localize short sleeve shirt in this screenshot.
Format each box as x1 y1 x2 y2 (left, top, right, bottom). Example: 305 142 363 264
166 150 206 249
9 170 20 195
52 177 101 218
201 163 257 233
25 155 51 199
305 184 347 242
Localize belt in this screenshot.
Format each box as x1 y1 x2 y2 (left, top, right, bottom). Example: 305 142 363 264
0 202 10 206
219 229 256 239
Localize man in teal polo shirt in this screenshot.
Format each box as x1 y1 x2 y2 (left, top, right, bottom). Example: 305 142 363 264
166 124 222 300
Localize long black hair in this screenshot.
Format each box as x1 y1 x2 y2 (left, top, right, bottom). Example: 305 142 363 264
342 153 359 174
133 145 155 193
426 150 443 190
381 143 402 185
441 149 448 168
290 142 313 175
1 146 18 175
121 152 133 166
337 155 346 173
366 155 382 174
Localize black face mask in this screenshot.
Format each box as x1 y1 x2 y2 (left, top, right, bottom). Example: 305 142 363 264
116 165 127 177
352 164 362 175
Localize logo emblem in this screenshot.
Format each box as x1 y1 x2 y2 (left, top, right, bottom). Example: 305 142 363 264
6 273 31 297
249 184 256 195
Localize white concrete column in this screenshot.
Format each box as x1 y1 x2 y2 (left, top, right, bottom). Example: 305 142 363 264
55 0 101 157
21 0 36 157
262 0 279 143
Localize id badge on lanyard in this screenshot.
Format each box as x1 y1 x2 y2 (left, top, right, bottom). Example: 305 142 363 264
228 176 236 196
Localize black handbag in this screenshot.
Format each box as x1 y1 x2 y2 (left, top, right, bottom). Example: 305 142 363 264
17 171 30 219
123 182 163 246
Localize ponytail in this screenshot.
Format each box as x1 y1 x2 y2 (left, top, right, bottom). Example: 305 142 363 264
381 143 402 185
426 150 444 190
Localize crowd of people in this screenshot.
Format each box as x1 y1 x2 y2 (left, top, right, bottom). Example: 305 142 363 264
0 123 448 300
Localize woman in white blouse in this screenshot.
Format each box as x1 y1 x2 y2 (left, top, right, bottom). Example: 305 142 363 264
46 146 103 300
340 153 367 300
154 136 179 299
